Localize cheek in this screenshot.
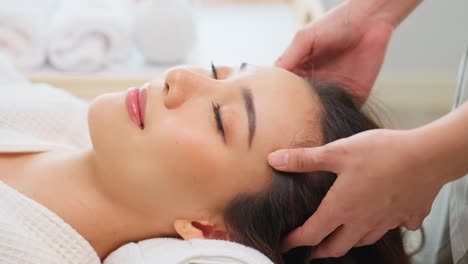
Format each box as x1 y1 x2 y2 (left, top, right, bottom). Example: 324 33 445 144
149 117 238 210
88 92 129 156
153 119 221 184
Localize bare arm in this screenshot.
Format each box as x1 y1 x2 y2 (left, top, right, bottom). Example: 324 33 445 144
348 0 422 27
412 102 468 185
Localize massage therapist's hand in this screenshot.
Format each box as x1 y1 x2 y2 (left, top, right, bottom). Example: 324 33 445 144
276 1 394 102
268 129 448 259
276 0 404 103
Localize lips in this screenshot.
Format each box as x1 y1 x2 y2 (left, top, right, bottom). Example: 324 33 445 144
126 87 147 129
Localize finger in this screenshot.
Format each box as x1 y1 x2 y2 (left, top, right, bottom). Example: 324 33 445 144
276 29 316 71
310 224 368 259
268 146 339 173
280 199 340 252
354 226 390 247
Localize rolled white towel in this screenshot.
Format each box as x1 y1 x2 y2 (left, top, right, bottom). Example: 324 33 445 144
47 0 133 72
103 238 274 264
0 0 57 69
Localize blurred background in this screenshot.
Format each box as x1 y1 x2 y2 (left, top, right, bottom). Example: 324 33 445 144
0 0 466 129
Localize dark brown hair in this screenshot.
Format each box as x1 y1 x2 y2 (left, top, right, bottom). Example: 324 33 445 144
223 82 410 264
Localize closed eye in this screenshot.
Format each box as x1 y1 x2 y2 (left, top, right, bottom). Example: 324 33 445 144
211 62 218 80
212 102 225 143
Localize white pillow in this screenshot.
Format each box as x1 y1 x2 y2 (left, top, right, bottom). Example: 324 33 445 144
103 238 273 264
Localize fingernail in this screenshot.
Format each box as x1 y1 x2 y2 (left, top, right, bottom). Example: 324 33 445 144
268 151 289 168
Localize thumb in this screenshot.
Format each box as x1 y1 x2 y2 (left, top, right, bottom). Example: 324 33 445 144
275 29 316 71
268 146 338 173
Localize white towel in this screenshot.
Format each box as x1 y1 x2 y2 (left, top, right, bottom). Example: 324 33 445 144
0 54 29 84
47 0 133 72
0 55 92 150
0 0 58 69
103 238 274 264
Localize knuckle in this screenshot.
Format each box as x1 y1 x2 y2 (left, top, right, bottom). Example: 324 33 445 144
328 143 349 170
294 225 307 240
312 149 330 169
333 139 349 155
302 226 323 246
292 225 311 246
292 149 308 171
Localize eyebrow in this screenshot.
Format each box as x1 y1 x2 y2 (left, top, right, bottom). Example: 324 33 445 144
241 87 256 148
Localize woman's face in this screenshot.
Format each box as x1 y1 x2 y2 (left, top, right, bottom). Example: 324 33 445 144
88 65 321 230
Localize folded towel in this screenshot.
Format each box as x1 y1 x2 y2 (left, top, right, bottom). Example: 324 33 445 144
0 0 58 69
47 0 133 72
103 238 274 264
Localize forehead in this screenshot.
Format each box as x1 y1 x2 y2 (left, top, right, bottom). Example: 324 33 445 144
236 66 322 164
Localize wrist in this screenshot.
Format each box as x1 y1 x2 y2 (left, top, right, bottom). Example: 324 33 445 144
408 104 468 185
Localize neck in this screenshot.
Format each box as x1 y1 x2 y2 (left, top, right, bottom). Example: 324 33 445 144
13 149 174 260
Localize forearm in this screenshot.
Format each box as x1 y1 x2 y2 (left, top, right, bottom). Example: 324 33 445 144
411 102 468 185
347 0 422 26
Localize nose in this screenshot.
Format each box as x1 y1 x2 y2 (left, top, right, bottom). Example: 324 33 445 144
163 67 215 109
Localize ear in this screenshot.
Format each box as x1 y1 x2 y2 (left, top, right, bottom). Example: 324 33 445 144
174 219 228 240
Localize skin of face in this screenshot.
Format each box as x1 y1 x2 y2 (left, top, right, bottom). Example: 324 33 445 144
87 65 322 238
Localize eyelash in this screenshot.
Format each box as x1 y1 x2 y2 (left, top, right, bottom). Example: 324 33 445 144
212 102 225 137
210 62 225 139
211 62 218 80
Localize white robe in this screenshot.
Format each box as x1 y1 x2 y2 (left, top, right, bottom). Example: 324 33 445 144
0 57 100 263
